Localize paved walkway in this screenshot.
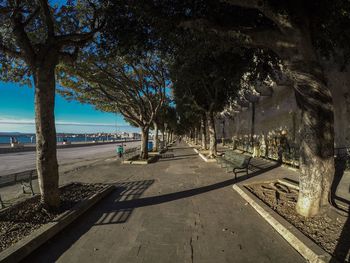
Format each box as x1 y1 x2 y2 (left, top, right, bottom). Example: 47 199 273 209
24 143 304 263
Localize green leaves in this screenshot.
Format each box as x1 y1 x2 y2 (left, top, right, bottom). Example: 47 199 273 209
59 50 169 129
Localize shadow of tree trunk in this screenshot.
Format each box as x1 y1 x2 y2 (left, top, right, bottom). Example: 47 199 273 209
330 210 350 262
331 158 348 210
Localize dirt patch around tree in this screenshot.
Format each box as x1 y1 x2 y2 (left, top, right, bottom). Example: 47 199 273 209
0 183 105 253
247 181 350 262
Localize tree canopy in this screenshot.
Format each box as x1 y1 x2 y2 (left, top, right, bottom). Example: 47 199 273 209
0 0 106 209
59 50 169 158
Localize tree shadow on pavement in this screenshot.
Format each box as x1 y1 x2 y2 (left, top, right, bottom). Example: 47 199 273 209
23 180 155 263
331 158 350 210
107 162 280 210
158 153 198 162
24 161 279 262
330 211 350 262
158 157 197 162
170 146 193 150
329 158 350 262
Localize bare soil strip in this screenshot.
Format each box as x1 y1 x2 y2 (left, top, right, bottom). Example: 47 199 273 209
0 183 105 252
247 182 350 262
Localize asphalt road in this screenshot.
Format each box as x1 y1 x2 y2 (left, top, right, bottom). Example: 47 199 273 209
0 141 141 176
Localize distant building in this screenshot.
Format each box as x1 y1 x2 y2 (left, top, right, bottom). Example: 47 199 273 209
120 132 130 139
129 132 141 139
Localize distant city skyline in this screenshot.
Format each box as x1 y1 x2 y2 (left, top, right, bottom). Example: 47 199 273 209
0 82 140 133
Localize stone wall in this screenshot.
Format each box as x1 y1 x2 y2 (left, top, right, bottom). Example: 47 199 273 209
216 84 350 148
216 86 301 144
325 64 350 148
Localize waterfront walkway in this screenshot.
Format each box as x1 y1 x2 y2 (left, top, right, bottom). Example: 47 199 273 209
24 142 303 263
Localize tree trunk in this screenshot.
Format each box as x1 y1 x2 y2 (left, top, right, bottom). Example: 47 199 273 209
194 127 198 145
207 111 217 158
140 126 149 159
153 122 159 152
250 102 256 146
162 129 165 148
201 115 207 150
169 131 173 143
34 64 60 209
293 67 335 217
167 130 171 144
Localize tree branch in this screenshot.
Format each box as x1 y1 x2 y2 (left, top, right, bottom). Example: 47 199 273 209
56 6 105 48
0 7 12 14
22 6 40 27
222 0 294 33
56 31 96 47
182 18 296 57
59 48 79 65
39 0 54 37
11 13 36 65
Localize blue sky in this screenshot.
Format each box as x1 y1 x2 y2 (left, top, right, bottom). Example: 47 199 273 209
0 1 142 134
0 82 138 134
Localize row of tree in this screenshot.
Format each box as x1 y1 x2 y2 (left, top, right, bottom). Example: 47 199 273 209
0 1 173 210
1 1 349 218
101 0 350 217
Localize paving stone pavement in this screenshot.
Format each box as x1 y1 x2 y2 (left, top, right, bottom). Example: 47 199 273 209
24 143 305 263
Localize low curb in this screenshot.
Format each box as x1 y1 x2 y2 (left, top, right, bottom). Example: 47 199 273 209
192 147 216 162
0 184 114 263
148 152 160 156
198 152 216 163
232 184 334 263
148 149 166 156
122 155 158 164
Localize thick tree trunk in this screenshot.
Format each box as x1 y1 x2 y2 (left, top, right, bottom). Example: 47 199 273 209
207 111 217 158
153 122 159 152
34 65 60 209
201 116 207 150
140 127 149 159
293 67 335 217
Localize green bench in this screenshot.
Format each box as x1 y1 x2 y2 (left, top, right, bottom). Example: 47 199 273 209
217 151 252 179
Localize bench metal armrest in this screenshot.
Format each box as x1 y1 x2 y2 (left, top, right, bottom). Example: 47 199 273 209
21 170 35 195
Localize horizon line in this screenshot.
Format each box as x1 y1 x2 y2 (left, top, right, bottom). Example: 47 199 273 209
0 119 131 127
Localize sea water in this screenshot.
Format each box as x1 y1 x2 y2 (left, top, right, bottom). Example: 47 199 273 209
0 134 118 144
